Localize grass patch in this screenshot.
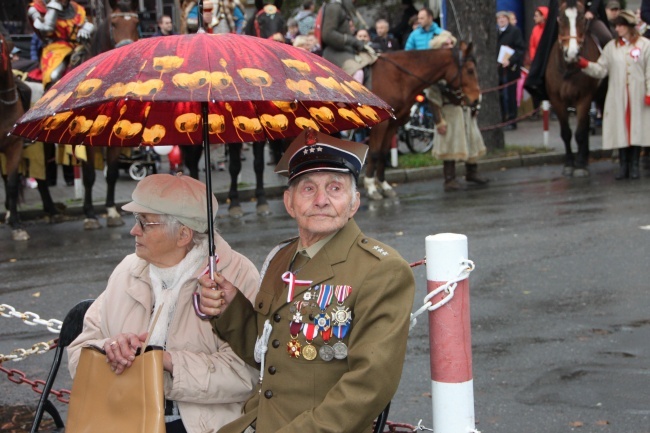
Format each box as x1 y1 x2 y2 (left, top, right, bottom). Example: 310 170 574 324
396 145 552 169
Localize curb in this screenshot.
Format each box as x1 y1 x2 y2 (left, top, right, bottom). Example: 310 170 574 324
3 149 612 223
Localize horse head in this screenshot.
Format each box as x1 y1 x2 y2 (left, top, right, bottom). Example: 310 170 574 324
108 0 140 48
442 42 480 108
558 0 587 63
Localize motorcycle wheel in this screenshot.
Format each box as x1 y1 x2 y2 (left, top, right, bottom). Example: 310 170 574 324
129 163 148 181
397 125 412 155
407 113 435 154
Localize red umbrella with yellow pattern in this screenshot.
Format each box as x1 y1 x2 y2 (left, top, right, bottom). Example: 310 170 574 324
11 29 392 297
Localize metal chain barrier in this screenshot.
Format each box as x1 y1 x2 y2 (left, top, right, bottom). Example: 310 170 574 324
480 77 519 95
0 339 57 363
0 304 63 333
479 106 543 132
0 365 71 404
409 260 475 331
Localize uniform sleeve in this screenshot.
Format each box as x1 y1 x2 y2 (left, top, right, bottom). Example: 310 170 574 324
211 288 260 367
277 255 416 433
320 4 360 52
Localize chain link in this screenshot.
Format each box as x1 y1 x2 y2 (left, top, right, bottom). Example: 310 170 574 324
0 339 57 363
0 304 63 333
0 365 71 404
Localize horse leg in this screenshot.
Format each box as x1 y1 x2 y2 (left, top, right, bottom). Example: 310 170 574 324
184 146 202 180
252 140 270 216
105 148 125 226
553 104 575 177
82 150 102 230
227 143 244 218
572 101 592 177
4 171 29 241
36 178 63 223
376 124 398 198
364 126 384 201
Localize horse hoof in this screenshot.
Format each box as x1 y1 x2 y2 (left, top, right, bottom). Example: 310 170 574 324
381 188 397 198
107 216 126 227
12 229 30 241
45 213 64 224
572 168 590 178
367 191 383 201
228 206 244 219
562 166 574 177
84 218 103 230
256 204 271 216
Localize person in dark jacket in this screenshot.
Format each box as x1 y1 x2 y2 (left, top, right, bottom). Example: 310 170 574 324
496 10 525 130
371 18 398 52
153 15 176 36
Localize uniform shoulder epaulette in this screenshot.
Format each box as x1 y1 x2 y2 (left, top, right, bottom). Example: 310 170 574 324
357 236 394 260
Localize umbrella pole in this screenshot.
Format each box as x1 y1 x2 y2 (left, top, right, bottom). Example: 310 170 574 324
201 101 217 276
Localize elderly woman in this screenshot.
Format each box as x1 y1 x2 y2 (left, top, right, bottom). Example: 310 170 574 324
67 173 260 433
578 9 650 180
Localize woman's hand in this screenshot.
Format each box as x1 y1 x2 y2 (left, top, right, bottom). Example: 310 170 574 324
198 273 239 317
104 332 148 375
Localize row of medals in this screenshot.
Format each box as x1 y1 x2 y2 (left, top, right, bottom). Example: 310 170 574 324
287 286 352 362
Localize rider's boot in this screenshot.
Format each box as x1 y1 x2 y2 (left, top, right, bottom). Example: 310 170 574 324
630 146 641 180
615 147 630 180
443 161 463 192
465 163 489 185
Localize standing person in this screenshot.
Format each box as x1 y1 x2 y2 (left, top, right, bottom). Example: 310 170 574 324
577 9 650 180
527 6 548 117
295 0 316 36
285 17 300 44
390 0 418 47
425 31 488 192
198 130 416 433
67 173 260 433
372 18 398 52
153 14 176 36
404 7 442 50
320 0 376 79
496 10 525 131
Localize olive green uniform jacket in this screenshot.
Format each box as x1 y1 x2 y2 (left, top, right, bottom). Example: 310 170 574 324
212 219 415 433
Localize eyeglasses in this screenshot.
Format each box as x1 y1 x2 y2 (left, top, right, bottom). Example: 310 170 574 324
133 213 166 232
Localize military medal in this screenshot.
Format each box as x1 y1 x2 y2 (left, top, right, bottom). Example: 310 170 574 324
332 306 352 327
331 323 350 360
287 318 303 358
302 323 319 361
319 327 334 362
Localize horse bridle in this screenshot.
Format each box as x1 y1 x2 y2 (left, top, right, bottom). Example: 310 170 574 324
377 47 475 107
557 9 592 50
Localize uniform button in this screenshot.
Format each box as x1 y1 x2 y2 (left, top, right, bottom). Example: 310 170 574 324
258 302 263 309
268 366 276 374
273 313 281 322
264 390 273 399
272 339 280 348
361 238 368 244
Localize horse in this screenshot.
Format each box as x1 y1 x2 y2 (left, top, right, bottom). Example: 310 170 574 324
0 33 30 241
364 42 481 200
545 0 607 177
77 0 140 229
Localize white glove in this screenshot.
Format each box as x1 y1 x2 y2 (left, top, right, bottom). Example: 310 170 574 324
363 44 377 58
46 0 63 11
77 22 95 40
28 6 43 22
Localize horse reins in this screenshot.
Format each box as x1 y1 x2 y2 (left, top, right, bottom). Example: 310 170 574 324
0 86 19 106
377 48 473 106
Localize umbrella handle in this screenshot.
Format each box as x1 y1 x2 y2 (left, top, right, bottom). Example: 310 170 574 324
193 254 221 319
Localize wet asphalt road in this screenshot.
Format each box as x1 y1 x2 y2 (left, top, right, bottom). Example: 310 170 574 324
1 160 649 433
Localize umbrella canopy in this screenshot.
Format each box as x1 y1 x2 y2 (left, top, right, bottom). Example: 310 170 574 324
12 32 393 146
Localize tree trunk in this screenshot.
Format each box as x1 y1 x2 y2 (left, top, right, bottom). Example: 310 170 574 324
446 0 504 150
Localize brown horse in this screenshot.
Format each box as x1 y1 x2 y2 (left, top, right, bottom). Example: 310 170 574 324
79 0 140 229
0 33 30 241
546 0 608 177
364 42 481 199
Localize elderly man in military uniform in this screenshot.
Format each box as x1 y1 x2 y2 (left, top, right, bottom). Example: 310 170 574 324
198 129 416 433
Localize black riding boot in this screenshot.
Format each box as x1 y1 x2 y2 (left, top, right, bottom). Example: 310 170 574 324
443 161 462 191
465 163 489 185
630 146 641 179
615 148 629 180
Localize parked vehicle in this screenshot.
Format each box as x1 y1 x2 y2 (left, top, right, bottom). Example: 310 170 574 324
397 94 435 154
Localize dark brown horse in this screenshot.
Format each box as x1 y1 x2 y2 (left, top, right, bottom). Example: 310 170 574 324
0 33 29 240
79 0 140 229
546 0 608 177
364 43 481 200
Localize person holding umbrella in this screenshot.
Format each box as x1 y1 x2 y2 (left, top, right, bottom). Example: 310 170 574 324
67 173 260 433
198 130 416 433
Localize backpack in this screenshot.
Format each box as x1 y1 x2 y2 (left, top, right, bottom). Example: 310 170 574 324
253 4 286 39
314 4 325 48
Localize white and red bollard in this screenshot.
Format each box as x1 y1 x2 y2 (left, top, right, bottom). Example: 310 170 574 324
426 233 475 433
542 100 550 148
390 134 399 168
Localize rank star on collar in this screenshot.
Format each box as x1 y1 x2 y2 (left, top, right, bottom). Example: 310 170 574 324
373 245 389 256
